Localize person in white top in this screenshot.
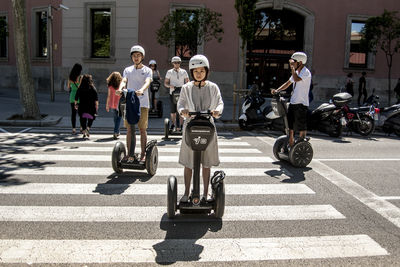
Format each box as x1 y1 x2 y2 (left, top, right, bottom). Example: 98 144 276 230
177 55 224 203
117 45 152 162
164 56 189 131
271 52 311 148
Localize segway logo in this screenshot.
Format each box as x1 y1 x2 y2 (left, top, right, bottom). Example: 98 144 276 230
193 136 207 145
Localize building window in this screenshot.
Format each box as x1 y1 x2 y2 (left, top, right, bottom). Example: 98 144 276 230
84 2 115 61
344 15 374 70
0 15 7 58
36 11 48 58
174 9 198 60
169 3 204 60
91 9 111 58
349 22 367 68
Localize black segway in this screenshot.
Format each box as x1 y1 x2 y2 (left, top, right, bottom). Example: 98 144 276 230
111 88 159 175
148 81 163 118
271 92 313 167
164 87 182 139
167 111 226 219
112 140 158 176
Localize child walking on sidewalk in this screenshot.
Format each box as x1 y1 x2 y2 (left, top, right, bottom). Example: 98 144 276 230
106 72 123 139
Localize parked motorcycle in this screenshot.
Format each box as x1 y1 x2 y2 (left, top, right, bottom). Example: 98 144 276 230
358 90 400 136
238 89 283 131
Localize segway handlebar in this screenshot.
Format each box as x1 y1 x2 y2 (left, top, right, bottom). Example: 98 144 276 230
188 111 213 116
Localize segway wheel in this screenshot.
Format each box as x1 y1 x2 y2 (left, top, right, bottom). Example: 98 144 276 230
289 141 313 168
157 101 163 118
273 135 289 161
112 141 126 174
145 144 158 176
164 118 170 139
214 182 225 218
167 175 177 218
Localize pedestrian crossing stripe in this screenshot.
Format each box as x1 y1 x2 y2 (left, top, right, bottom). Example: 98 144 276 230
0 183 314 195
0 167 285 177
0 146 259 153
0 135 242 144
0 205 344 222
0 235 387 263
1 154 272 162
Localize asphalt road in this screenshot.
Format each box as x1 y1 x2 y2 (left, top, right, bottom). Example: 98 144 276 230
0 127 399 266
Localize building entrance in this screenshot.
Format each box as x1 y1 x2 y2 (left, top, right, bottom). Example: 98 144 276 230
247 8 305 95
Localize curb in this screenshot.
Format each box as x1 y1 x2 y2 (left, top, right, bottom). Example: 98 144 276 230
0 116 62 127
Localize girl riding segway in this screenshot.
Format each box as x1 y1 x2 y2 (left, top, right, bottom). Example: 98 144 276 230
177 55 224 203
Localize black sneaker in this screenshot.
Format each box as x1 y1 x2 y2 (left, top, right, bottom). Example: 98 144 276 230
170 124 175 130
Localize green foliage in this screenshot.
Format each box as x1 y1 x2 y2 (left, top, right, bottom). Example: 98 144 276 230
92 10 111 57
156 8 223 58
361 10 400 55
0 16 8 41
361 10 400 104
234 0 257 48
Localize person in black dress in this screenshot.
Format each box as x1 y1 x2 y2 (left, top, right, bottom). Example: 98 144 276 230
74 74 99 138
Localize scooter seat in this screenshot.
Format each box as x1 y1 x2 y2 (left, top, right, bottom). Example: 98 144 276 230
312 103 336 113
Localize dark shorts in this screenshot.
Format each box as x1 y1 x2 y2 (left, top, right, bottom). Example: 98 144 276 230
169 94 177 113
287 104 308 131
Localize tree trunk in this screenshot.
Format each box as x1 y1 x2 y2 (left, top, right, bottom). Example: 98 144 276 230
387 54 392 105
11 0 41 119
239 45 244 90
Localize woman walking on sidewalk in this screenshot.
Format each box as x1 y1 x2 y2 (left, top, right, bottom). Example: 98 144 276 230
67 63 83 134
74 74 99 139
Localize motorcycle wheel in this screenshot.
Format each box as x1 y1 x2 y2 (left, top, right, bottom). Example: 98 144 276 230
239 118 253 131
394 128 400 137
273 135 288 161
357 115 375 136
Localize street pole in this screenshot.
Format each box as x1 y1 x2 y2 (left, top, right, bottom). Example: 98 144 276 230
48 5 54 102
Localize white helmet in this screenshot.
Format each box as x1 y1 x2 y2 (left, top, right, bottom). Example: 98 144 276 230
130 45 145 57
189 55 209 70
291 52 307 64
149 59 157 65
171 56 181 63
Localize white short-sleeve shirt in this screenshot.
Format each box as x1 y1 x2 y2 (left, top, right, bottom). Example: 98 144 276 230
289 66 312 106
165 68 189 93
123 65 152 108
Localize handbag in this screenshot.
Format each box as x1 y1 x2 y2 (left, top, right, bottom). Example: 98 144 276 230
82 113 94 119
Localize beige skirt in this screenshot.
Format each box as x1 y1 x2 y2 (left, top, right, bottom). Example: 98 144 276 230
178 119 220 169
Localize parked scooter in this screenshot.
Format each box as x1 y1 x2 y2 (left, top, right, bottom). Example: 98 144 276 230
365 91 400 136
238 88 283 131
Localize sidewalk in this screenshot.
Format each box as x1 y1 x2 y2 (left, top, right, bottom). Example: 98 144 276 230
0 87 239 131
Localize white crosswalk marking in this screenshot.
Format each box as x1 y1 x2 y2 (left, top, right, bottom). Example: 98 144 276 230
0 146 259 153
0 235 387 263
2 154 271 162
0 167 284 177
0 205 344 222
0 132 389 264
0 183 314 195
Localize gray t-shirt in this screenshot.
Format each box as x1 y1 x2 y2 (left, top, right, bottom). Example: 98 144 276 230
192 84 212 111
